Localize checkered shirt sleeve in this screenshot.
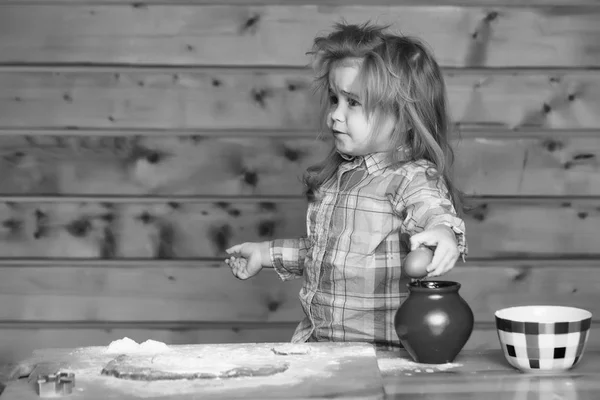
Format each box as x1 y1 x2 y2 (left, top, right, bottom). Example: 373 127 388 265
395 164 468 257
269 237 311 281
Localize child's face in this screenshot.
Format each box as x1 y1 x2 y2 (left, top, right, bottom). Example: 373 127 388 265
326 62 396 157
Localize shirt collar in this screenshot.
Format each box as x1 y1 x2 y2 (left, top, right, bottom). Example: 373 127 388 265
338 147 411 174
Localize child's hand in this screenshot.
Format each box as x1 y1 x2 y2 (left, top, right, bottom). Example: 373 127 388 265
224 242 268 280
409 225 460 278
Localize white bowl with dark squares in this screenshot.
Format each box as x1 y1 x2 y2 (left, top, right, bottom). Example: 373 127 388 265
495 305 592 372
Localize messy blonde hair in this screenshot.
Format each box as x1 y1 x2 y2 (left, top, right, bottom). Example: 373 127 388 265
302 21 465 215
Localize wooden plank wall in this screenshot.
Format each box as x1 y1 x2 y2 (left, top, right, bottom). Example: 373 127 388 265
1 0 600 363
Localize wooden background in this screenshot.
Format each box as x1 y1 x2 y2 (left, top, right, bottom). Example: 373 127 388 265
1 0 600 363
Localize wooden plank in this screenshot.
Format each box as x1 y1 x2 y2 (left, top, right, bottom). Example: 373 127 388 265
0 198 599 258
380 351 600 399
1 323 600 367
453 137 600 196
4 1 600 6
0 263 304 322
0 262 598 324
460 198 600 257
2 69 600 130
0 135 331 197
0 259 599 366
0 325 299 374
1 5 600 67
2 127 600 139
1 134 600 196
4 344 386 400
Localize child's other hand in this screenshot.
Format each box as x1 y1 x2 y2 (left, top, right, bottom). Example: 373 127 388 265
224 242 267 280
409 225 460 278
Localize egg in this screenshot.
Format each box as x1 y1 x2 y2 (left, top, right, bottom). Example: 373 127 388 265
403 247 434 279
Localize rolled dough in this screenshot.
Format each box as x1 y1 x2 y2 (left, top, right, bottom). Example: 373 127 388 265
101 354 289 381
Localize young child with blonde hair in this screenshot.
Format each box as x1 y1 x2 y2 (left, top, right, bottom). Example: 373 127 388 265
225 21 467 349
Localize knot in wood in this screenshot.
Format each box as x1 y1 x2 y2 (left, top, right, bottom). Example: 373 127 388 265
146 152 161 164
542 103 552 114
542 139 563 152
243 170 259 187
240 13 261 34
137 211 154 224
259 202 276 212
2 218 21 231
251 88 269 108
257 220 275 237
283 147 299 162
484 11 498 22
67 218 92 238
267 300 280 312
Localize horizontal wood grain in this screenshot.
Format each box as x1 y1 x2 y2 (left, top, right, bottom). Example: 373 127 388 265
0 198 599 258
0 325 295 367
1 323 598 367
0 264 299 322
1 5 600 67
2 69 600 130
4 1 600 6
2 127 600 139
1 134 599 196
0 262 598 324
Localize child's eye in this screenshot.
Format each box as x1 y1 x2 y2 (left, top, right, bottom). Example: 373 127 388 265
348 98 361 107
329 95 338 104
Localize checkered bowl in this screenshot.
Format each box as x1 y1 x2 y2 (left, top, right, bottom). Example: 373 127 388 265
495 305 592 373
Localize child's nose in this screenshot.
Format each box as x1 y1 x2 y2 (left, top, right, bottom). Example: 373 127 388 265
331 104 345 122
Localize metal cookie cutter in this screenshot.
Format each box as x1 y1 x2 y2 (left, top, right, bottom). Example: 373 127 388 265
36 372 76 397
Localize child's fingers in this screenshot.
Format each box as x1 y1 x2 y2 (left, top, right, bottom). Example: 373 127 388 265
427 248 459 277
225 244 244 255
409 231 436 251
425 246 446 275
444 252 460 273
229 256 251 280
233 266 249 280
427 246 448 273
232 263 244 279
224 256 236 267
426 259 446 277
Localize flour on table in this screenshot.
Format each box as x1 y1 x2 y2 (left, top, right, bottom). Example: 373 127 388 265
271 343 312 355
377 357 462 373
139 339 171 352
106 337 140 353
106 337 171 354
63 343 343 398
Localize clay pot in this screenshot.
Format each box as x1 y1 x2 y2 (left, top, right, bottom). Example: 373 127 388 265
394 280 474 364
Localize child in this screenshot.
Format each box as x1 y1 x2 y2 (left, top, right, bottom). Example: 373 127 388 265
225 21 467 349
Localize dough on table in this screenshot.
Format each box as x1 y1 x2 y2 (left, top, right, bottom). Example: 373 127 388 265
101 354 289 381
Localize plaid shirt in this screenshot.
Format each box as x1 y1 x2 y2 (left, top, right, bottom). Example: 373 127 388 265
269 151 467 348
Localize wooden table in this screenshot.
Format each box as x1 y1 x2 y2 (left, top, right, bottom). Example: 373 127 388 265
378 347 600 399
1 346 599 399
